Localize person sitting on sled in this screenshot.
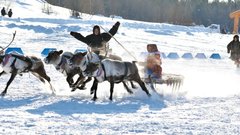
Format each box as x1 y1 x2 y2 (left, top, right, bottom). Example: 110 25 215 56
70 22 120 60
145 44 162 80
227 35 240 67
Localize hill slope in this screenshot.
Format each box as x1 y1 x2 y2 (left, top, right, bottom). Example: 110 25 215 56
0 0 239 134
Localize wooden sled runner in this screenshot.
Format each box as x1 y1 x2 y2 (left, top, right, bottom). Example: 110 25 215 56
143 73 184 91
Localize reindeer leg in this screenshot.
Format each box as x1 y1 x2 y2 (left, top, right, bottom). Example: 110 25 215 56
1 69 17 96
72 74 82 87
135 75 151 97
66 73 74 88
72 74 90 90
0 71 6 76
130 81 137 89
71 75 85 92
122 81 133 94
34 67 51 83
32 66 55 94
78 77 92 90
109 82 114 101
41 74 55 94
90 78 98 95
92 78 98 101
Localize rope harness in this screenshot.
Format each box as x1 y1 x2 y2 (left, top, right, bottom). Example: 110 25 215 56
3 54 33 72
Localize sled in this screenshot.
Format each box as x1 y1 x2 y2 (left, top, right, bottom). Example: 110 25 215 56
139 44 184 91
143 73 184 92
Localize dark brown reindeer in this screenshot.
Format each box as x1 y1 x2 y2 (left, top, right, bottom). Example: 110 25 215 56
69 52 151 101
44 50 91 91
0 52 55 96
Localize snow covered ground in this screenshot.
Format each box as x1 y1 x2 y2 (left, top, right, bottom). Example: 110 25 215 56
0 0 240 134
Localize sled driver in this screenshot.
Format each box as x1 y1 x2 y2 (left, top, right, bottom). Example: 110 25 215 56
70 22 120 60
227 35 240 66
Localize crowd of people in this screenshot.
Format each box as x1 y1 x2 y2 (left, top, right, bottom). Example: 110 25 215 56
1 7 12 17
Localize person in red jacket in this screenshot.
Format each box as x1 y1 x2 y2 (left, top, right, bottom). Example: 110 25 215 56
145 44 162 80
70 22 120 57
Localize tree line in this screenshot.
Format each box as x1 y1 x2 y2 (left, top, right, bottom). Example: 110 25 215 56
46 0 240 30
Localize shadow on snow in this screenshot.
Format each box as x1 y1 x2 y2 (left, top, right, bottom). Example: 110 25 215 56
26 96 166 115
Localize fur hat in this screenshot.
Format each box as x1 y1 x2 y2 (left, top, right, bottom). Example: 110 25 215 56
93 25 100 34
234 35 239 39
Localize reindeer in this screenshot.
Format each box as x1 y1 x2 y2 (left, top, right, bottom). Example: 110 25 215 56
44 50 91 91
0 52 55 96
69 52 151 101
0 46 4 55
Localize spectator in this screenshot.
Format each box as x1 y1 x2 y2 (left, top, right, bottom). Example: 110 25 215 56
227 35 240 67
221 25 227 34
8 9 12 18
1 7 6 16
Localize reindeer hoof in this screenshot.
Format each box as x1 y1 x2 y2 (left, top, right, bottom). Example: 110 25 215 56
69 84 75 88
127 90 133 94
92 97 97 101
132 86 137 89
78 86 86 90
51 91 56 96
90 89 94 95
71 88 77 92
1 92 6 97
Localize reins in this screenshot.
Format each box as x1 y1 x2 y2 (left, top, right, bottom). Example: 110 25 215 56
99 26 137 61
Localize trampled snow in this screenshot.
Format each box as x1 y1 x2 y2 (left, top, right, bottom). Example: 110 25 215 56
0 0 240 134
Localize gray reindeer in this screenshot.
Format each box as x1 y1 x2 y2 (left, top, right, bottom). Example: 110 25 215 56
0 52 55 96
69 52 151 101
44 50 91 91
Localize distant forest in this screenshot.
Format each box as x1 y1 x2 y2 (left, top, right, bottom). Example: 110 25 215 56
46 0 240 31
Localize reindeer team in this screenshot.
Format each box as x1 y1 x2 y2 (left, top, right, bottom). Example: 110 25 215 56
0 21 184 100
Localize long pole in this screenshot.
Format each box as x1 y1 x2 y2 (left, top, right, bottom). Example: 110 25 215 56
99 26 137 61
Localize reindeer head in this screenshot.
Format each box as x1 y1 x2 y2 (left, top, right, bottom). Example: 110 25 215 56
70 52 101 76
69 52 87 67
44 50 63 64
0 55 4 64
0 50 4 56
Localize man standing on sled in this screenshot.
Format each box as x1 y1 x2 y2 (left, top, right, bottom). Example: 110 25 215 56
70 22 121 60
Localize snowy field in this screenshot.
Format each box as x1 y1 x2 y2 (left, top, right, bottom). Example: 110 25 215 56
0 0 240 134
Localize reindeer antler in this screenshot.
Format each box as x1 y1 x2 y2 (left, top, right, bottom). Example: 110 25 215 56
0 31 17 53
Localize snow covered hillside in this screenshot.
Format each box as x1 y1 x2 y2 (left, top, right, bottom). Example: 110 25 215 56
0 0 240 134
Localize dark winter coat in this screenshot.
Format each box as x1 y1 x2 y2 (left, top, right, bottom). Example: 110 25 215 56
1 7 6 16
70 22 120 50
227 40 240 61
8 9 12 18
